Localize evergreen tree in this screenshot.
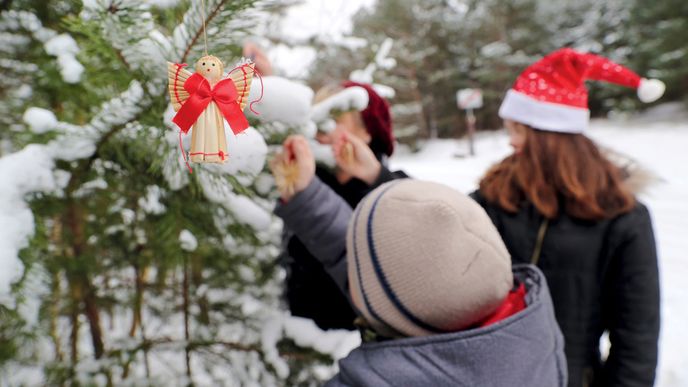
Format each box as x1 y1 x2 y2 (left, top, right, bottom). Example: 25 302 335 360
0 1 352 385
309 0 554 138
627 0 688 104
308 0 684 142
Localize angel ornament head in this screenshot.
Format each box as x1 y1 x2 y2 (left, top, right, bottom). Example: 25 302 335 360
195 55 224 83
168 55 256 169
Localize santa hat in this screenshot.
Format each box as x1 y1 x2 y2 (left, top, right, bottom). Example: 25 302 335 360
342 81 395 156
498 48 665 133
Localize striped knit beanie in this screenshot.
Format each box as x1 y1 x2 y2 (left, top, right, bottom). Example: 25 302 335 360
346 180 513 337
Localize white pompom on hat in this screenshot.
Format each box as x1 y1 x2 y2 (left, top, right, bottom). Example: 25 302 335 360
346 180 513 337
498 48 666 133
637 78 666 103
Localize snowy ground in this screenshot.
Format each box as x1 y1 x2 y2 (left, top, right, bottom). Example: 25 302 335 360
388 109 688 387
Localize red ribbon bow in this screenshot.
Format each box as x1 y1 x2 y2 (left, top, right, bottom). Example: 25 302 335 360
172 72 249 135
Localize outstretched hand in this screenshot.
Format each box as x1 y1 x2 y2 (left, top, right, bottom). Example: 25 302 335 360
333 132 382 185
242 41 273 76
270 135 316 202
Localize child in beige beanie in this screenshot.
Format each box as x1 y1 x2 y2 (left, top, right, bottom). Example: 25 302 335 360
274 135 566 386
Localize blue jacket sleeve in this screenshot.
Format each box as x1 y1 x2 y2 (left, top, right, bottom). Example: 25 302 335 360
274 177 352 299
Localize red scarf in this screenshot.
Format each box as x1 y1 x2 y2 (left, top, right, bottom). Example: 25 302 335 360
478 283 527 328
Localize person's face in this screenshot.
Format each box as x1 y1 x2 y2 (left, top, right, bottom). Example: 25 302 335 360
505 120 527 154
316 111 371 145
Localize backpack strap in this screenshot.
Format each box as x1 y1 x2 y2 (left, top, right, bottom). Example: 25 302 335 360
530 218 550 265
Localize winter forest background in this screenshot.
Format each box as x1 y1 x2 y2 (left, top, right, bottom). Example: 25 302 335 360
1 0 687 386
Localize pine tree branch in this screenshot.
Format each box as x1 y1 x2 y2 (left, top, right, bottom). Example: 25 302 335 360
65 109 145 195
115 49 131 71
106 337 263 358
181 0 230 63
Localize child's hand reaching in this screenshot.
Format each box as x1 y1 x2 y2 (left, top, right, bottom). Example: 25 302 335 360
270 135 316 202
333 132 382 185
242 41 273 76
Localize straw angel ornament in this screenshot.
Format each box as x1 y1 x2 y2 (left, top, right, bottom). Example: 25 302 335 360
168 55 256 169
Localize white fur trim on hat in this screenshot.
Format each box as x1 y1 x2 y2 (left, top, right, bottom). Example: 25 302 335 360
638 78 666 103
498 90 590 133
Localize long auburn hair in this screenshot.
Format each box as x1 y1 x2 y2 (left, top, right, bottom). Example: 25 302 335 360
479 126 635 221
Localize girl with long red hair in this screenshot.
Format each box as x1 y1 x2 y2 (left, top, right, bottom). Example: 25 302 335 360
472 48 664 387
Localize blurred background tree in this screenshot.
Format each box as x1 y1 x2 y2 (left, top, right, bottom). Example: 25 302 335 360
307 0 687 142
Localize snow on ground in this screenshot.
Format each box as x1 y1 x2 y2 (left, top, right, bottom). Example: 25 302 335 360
389 113 688 387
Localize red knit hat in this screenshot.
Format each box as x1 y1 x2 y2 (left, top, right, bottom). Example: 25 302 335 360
499 48 665 133
342 81 395 156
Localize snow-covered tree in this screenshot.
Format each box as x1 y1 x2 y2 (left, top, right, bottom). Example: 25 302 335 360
308 0 552 138
0 1 358 385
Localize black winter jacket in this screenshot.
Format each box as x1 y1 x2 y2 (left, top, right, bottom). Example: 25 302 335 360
281 161 407 330
471 191 660 387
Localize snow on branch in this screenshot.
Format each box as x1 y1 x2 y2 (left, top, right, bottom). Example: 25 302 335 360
81 0 168 78
44 34 85 83
0 146 57 307
261 314 361 381
0 79 147 307
172 0 274 63
197 160 272 233
310 86 369 130
350 37 396 85
173 0 229 62
0 10 84 83
245 76 314 126
348 38 397 99
23 108 57 134
46 80 145 161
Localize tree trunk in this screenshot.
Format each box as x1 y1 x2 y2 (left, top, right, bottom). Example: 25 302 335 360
182 256 192 380
49 218 64 362
66 200 105 359
129 261 146 337
69 282 80 364
83 279 104 358
191 256 209 325
408 67 432 138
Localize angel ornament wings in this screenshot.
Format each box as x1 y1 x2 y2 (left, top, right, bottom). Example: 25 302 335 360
168 55 257 168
